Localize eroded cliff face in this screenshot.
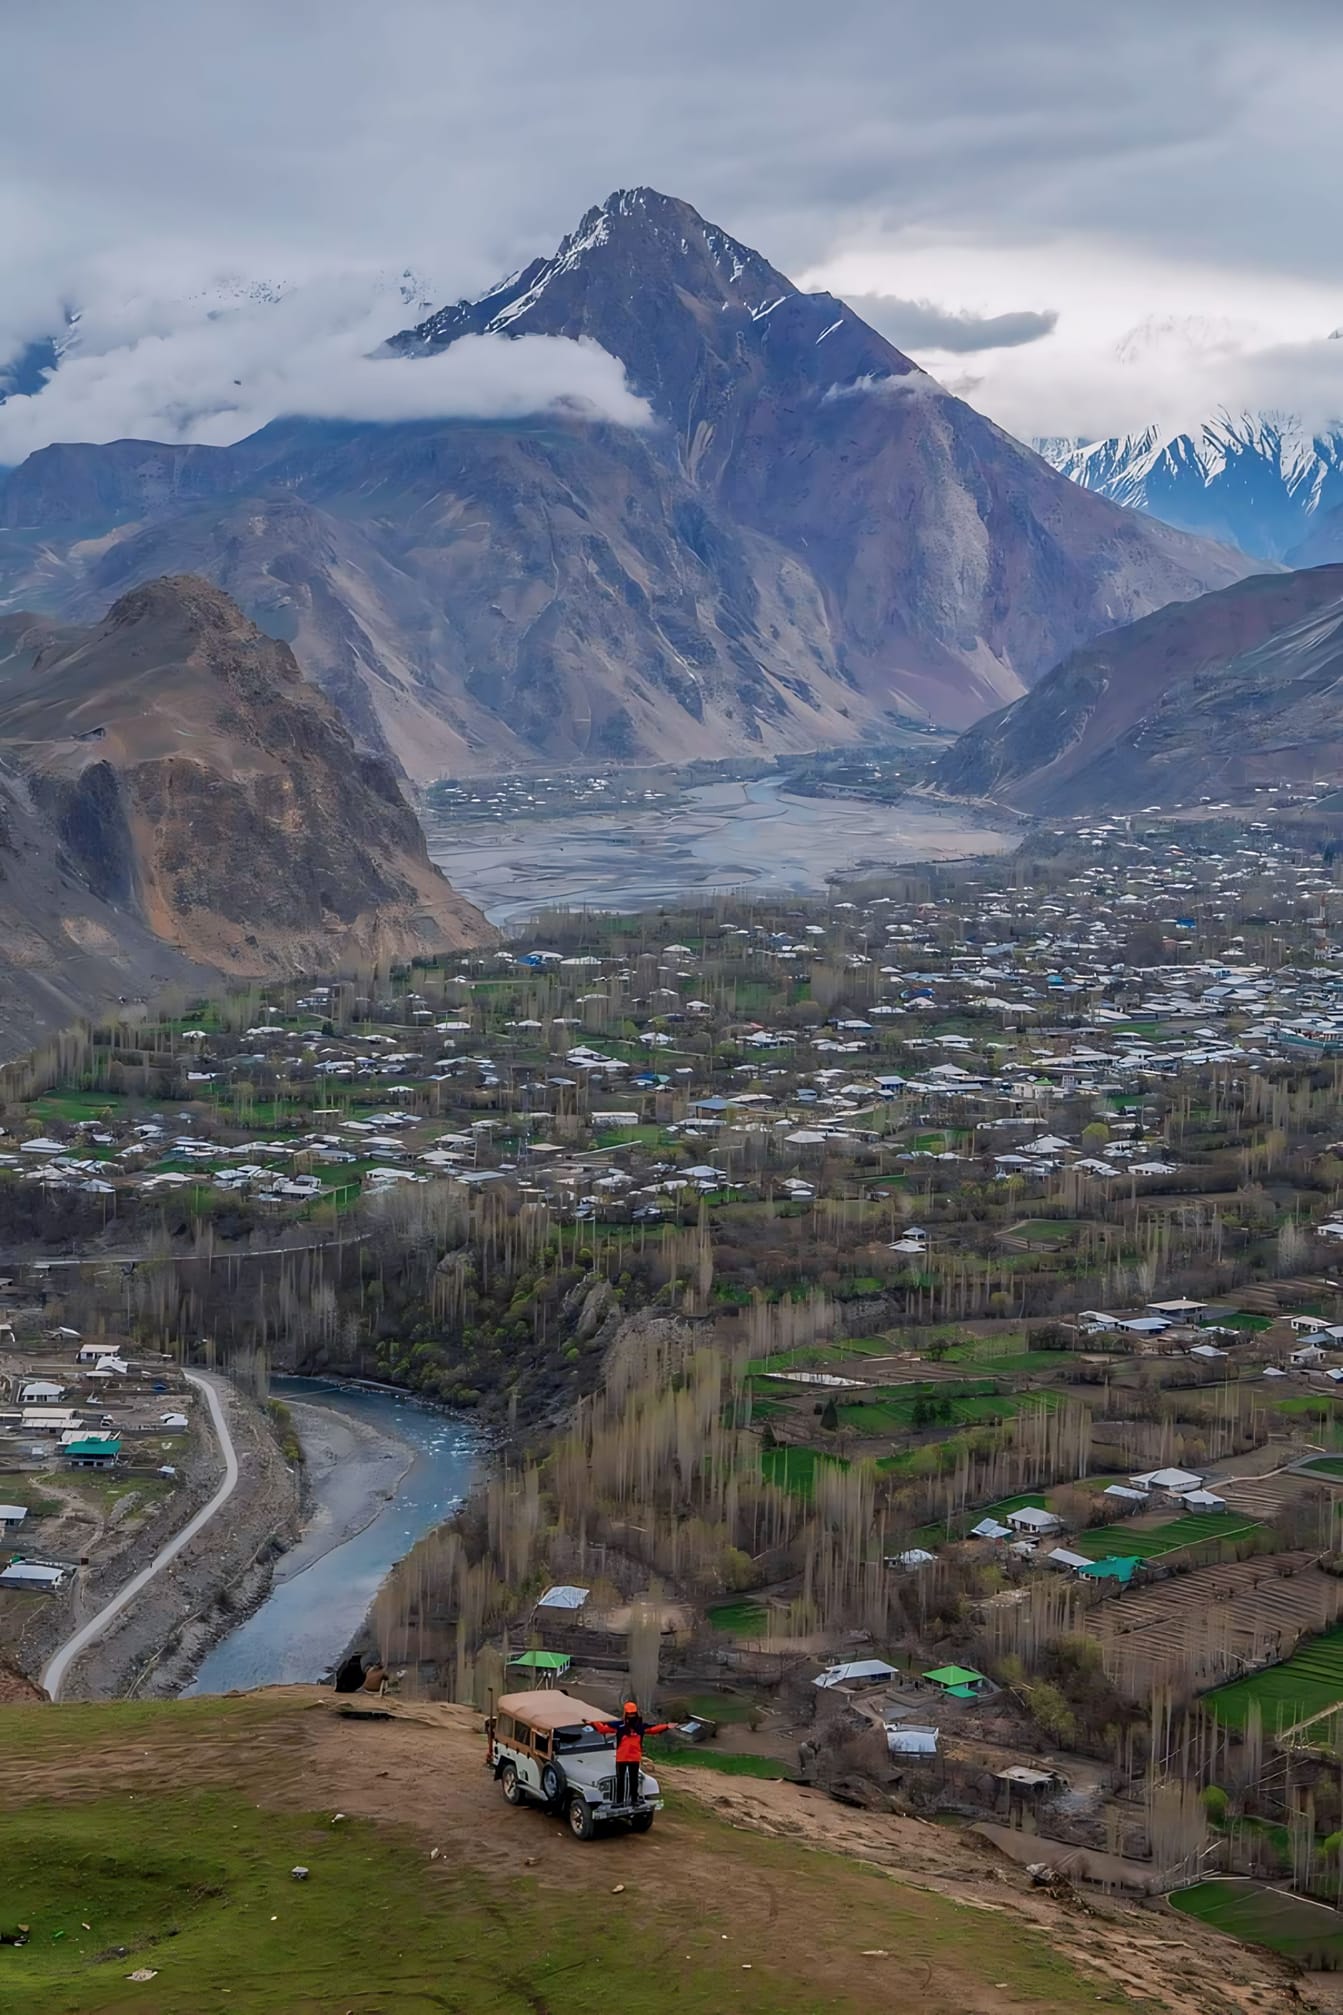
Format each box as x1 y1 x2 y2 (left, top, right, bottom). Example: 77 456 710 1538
0 575 491 1035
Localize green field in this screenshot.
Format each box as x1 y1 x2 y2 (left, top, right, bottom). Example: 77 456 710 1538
1207 1622 1343 1732
1073 1512 1260 1562
761 1445 850 1498
746 1335 897 1375
0 1473 62 1517
658 1745 788 1779
1002 1219 1081 1247
835 1381 1039 1434
942 1337 1077 1373
1171 1878 1343 1967
706 1597 769 1635
28 1091 128 1124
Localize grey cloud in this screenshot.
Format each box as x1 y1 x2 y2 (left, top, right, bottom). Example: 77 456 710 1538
2 0 1343 452
5 1 1343 288
847 296 1058 354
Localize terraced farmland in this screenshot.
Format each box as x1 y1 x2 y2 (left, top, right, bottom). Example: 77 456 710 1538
1073 1512 1260 1561
1207 1621 1343 1733
1084 1553 1343 1696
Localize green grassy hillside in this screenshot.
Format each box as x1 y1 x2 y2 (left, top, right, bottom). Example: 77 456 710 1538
0 1692 1148 2015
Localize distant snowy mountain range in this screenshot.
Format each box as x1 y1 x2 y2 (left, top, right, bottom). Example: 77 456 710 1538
1037 411 1343 564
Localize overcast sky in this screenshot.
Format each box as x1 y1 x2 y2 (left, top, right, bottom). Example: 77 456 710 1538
3 0 1342 453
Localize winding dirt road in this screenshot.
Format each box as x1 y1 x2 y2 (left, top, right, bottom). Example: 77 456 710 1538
40 1367 239 1700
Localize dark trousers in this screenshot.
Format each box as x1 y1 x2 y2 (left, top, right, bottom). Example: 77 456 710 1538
616 1758 640 1803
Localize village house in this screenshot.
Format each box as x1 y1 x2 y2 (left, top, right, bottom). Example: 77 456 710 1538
1006 1505 1062 1538
1130 1466 1203 1497
0 1560 65 1591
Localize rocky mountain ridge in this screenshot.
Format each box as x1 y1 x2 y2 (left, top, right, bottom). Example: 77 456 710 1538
0 189 1254 778
931 563 1343 814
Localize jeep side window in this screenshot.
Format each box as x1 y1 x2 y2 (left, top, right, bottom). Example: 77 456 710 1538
497 1713 514 1741
534 1730 550 1757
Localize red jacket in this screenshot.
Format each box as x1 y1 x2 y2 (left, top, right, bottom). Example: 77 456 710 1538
590 1713 671 1763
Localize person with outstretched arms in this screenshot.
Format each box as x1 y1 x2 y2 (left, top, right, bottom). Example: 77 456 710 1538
586 1700 672 1805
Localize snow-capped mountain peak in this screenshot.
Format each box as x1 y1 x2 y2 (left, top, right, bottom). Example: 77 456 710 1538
1038 407 1343 562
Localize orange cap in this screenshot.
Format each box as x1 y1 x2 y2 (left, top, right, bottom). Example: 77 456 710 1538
624 1701 638 1714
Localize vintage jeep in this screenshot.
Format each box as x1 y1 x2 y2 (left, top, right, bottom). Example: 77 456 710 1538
487 1689 663 1840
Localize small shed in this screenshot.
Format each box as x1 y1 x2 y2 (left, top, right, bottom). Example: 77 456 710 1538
970 1516 1011 1541
0 1503 28 1529
923 1663 989 1699
814 1658 898 1691
534 1584 590 1615
887 1725 940 1757
997 1764 1064 1804
507 1650 572 1684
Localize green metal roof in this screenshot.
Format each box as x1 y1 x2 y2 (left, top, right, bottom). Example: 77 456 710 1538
65 1437 121 1456
1079 1556 1139 1583
923 1664 986 1688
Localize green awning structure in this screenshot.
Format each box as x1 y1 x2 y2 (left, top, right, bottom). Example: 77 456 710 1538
1079 1556 1138 1583
507 1651 572 1673
923 1663 986 1690
946 1684 980 1699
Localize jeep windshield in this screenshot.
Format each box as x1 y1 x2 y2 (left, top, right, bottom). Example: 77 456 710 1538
553 1724 613 1754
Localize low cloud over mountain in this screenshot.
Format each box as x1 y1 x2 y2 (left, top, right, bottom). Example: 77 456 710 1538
845 296 1058 354
0 274 648 460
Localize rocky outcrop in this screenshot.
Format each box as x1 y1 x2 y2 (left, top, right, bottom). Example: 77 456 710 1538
0 576 491 1045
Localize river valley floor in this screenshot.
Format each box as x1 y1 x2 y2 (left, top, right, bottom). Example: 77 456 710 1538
425 774 1020 925
186 1380 479 1697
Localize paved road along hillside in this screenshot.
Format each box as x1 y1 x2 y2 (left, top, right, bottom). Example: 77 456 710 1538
40 1368 240 1701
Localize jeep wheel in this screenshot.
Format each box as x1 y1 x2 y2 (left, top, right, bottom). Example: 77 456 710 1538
500 1762 524 1806
628 1810 654 1833
567 1794 596 1841
540 1761 568 1810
